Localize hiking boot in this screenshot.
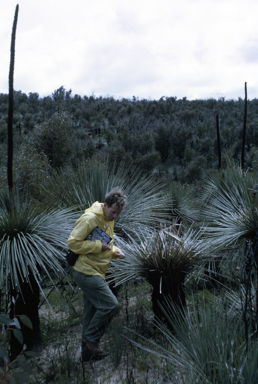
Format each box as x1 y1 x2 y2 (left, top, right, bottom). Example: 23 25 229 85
82 338 109 362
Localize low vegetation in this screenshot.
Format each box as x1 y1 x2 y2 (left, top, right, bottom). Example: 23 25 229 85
1 86 258 188
1 147 258 384
1 6 258 383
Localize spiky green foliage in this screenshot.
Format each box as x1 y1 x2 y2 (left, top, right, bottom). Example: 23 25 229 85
109 225 208 287
0 190 77 294
168 181 200 223
223 281 258 321
130 294 258 384
199 167 258 249
198 166 258 341
37 158 172 237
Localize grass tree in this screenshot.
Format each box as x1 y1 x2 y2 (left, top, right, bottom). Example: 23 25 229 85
198 165 258 342
109 224 209 328
36 158 172 238
199 167 257 246
0 189 77 358
130 292 258 383
168 180 200 223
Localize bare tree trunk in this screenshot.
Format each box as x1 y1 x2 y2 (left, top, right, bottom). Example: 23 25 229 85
216 113 221 170
241 82 247 170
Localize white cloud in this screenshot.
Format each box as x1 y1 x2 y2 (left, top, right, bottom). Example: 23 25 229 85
1 0 258 100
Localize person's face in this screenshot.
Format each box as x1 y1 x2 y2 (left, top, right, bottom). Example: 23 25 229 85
102 203 122 221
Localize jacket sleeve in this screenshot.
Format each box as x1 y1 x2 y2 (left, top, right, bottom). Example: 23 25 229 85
111 245 122 259
67 216 102 255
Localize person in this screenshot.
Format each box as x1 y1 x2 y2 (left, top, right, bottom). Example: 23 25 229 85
67 187 126 361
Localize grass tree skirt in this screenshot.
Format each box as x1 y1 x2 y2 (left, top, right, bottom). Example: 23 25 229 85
149 274 186 331
10 274 42 360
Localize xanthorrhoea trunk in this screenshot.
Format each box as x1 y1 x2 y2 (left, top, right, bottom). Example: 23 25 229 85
10 274 42 360
149 273 186 332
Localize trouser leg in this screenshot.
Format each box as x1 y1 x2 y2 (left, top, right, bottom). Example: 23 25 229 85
82 294 96 338
72 270 119 344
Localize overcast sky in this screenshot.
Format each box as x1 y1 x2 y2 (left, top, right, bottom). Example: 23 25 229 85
1 0 258 101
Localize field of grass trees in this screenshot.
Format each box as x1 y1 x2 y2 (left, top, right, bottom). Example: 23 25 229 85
1 83 258 383
1 85 258 187
1 5 258 383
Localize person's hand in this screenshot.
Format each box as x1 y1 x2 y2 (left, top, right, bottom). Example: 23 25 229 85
114 250 125 259
101 242 111 251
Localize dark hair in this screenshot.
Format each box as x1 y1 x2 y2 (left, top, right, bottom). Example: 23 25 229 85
105 187 127 209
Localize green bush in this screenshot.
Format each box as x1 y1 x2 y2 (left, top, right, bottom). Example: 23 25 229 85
31 111 73 168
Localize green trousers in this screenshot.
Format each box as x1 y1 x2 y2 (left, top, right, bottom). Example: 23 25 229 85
72 270 119 344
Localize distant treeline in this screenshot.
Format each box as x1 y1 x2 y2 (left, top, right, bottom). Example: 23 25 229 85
1 86 258 185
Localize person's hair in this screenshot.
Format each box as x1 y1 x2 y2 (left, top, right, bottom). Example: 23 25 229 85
105 187 127 209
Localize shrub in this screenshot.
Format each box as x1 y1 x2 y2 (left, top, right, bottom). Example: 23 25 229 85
31 111 73 168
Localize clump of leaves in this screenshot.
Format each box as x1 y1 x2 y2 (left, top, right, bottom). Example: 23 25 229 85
13 145 50 198
199 166 258 248
110 224 208 286
129 293 258 383
30 110 73 169
0 189 77 295
36 158 172 238
0 309 38 384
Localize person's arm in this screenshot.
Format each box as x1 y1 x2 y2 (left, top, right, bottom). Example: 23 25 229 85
67 218 102 254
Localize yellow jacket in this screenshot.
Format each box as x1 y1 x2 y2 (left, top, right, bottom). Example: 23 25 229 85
67 202 121 280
